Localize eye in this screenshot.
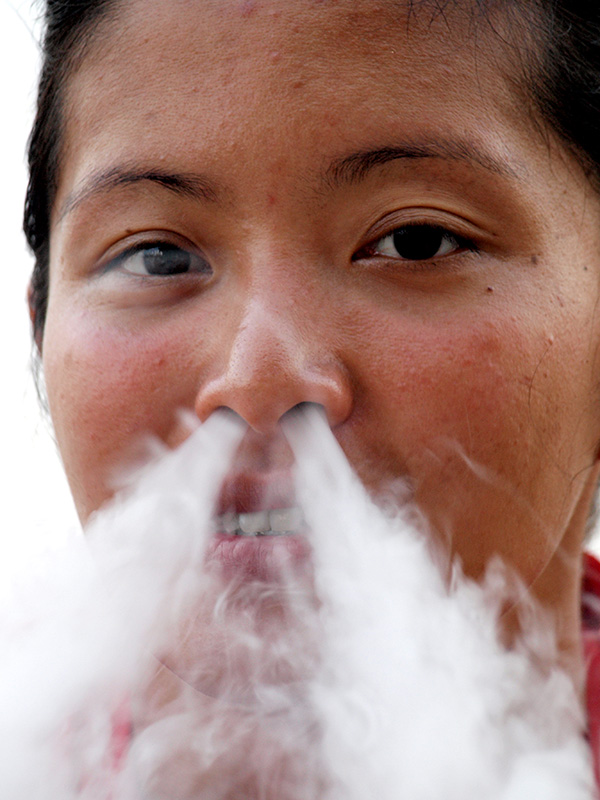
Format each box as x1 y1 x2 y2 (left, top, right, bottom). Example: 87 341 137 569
359 224 473 262
109 242 212 276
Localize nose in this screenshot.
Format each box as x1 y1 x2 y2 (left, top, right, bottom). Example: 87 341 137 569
194 294 353 434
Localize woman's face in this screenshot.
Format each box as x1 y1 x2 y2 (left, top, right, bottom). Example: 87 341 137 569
44 0 600 636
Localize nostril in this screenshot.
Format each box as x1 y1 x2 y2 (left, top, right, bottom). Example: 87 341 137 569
282 402 325 422
216 407 244 424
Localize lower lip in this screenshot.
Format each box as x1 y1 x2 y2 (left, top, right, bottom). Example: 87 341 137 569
205 532 313 582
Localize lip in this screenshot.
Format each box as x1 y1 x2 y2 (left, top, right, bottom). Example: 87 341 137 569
207 470 312 581
205 532 312 581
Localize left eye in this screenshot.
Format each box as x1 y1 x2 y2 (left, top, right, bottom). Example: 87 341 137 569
366 225 469 261
111 242 212 276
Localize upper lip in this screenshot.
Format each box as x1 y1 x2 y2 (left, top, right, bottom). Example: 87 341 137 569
215 469 298 517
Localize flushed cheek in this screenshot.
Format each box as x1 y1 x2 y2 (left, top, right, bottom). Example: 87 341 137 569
43 313 199 520
356 316 590 580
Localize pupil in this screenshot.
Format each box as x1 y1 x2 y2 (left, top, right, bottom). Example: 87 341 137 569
143 244 191 275
392 227 444 260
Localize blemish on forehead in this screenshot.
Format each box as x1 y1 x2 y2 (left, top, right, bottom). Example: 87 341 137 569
240 0 257 16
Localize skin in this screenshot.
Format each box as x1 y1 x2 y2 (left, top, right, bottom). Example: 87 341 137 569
41 0 600 723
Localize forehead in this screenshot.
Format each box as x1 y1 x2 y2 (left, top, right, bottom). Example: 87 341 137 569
57 0 549 211
70 0 511 107
99 0 484 62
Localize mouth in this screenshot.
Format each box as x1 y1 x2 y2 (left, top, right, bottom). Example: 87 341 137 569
206 471 311 580
214 507 304 537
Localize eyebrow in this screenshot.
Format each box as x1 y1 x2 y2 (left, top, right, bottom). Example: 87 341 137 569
58 166 220 220
58 137 520 221
324 138 521 188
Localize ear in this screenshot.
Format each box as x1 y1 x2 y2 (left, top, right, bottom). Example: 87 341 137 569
27 281 43 353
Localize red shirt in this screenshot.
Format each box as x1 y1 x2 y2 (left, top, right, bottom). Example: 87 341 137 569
582 552 600 787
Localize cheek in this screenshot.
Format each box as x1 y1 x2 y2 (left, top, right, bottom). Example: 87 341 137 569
42 311 198 519
360 315 523 454
354 310 599 581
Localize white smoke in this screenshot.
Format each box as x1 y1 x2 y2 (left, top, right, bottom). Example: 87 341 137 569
0 409 595 799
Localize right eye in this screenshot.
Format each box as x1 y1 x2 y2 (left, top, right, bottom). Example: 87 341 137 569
109 242 212 276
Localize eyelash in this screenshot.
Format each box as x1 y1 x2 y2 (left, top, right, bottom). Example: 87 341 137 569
105 241 212 277
354 223 477 264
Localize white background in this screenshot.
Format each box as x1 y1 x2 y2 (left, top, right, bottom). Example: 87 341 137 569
1 0 79 592
1 0 598 592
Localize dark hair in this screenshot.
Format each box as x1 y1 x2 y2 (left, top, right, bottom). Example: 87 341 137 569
22 0 600 344
24 0 116 346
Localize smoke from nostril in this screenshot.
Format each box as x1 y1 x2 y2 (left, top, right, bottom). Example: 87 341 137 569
0 409 595 798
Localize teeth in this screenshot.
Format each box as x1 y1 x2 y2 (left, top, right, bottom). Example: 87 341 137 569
220 512 239 535
239 511 270 535
268 507 303 532
215 507 303 536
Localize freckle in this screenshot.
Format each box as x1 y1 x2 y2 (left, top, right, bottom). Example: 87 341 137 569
531 255 538 265
556 295 565 308
584 265 589 271
486 286 494 293
292 79 305 90
267 194 277 206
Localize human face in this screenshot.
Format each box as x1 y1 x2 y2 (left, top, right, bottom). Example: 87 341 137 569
44 0 600 651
